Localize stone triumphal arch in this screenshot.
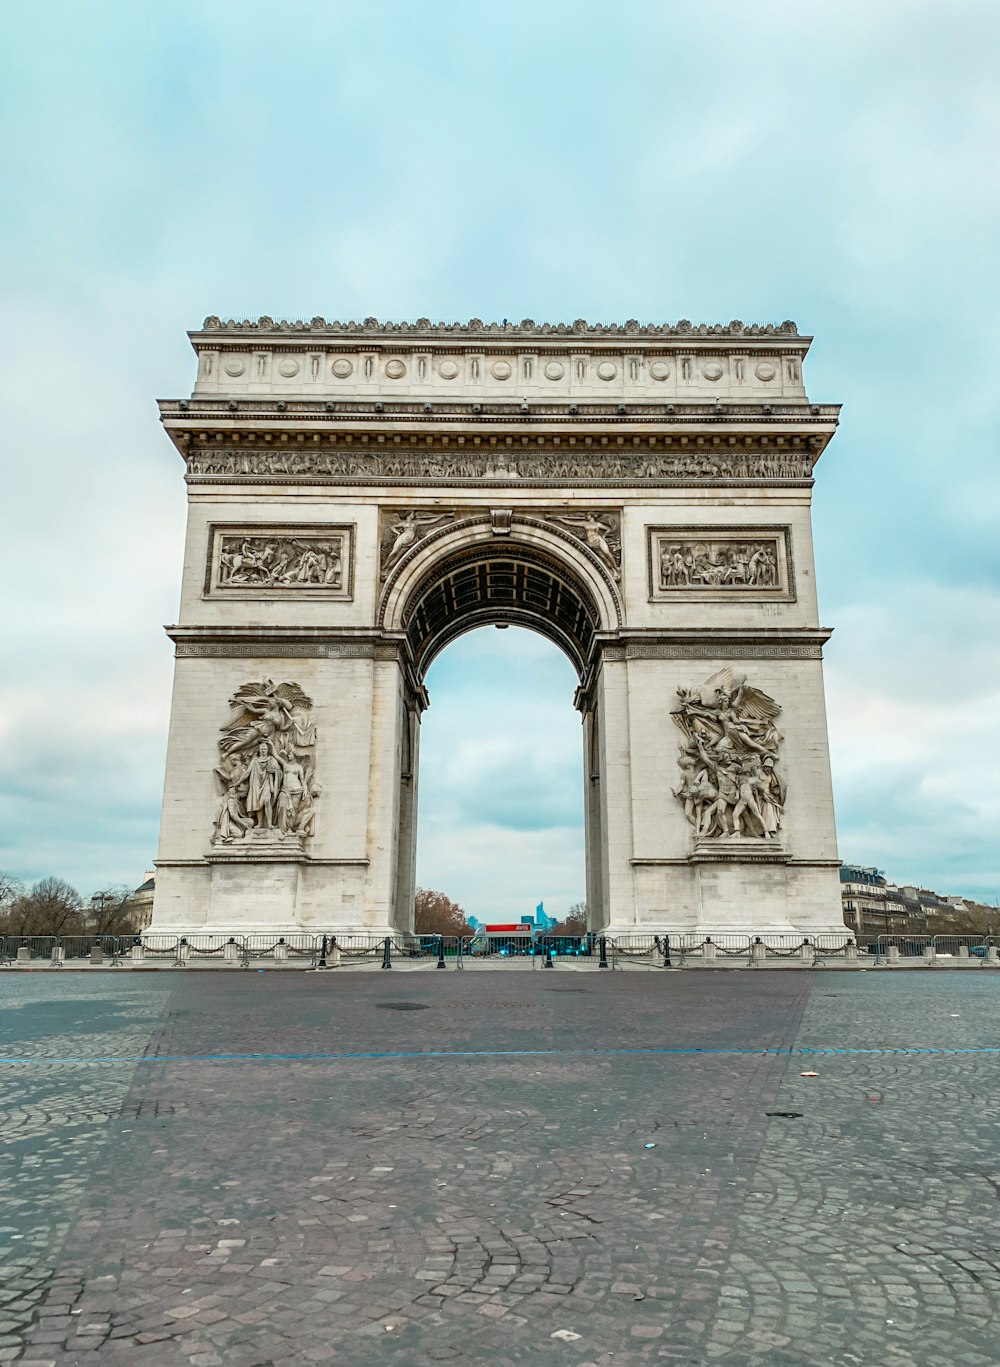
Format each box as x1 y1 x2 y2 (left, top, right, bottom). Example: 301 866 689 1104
152 317 842 938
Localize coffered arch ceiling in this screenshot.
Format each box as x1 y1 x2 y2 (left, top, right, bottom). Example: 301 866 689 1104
402 544 602 682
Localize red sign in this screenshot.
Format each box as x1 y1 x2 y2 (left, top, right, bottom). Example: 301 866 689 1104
483 924 531 933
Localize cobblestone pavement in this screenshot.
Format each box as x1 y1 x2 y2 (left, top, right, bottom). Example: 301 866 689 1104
1 970 999 1366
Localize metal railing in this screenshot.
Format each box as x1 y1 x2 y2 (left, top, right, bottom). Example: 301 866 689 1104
5 931 995 969
870 933 998 963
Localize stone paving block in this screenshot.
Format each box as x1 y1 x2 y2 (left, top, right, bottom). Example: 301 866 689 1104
4 973 1000 1365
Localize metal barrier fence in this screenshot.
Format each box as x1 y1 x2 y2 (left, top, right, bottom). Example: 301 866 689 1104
4 931 997 968
870 934 998 963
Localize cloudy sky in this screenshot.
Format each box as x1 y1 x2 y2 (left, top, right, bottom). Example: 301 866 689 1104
2 1 998 916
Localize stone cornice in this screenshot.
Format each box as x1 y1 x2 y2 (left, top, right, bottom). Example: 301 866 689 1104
597 627 833 650
167 623 832 657
165 624 425 700
160 399 839 424
166 625 407 652
195 316 805 342
592 627 833 669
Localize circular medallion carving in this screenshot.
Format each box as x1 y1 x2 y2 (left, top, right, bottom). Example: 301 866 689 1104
702 362 724 381
223 358 246 377
491 360 512 380
331 357 353 378
596 361 617 381
385 359 407 379
277 358 300 378
544 360 565 380
649 361 670 381
438 359 459 379
755 362 776 381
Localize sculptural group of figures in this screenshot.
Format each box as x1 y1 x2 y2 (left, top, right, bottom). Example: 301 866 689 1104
212 680 319 844
218 536 343 589
673 676 786 839
659 540 778 589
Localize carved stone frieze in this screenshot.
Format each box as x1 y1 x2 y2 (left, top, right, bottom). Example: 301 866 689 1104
212 680 319 852
648 526 793 602
672 672 785 843
186 446 814 485
206 525 354 599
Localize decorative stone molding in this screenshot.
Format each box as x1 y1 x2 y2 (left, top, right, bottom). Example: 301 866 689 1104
594 629 831 664
198 316 802 339
176 642 384 659
688 840 791 865
183 318 818 409
205 524 354 599
647 525 794 602
166 626 411 663
672 672 786 843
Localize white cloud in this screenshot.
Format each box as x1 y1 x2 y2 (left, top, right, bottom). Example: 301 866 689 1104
1 0 998 909
826 582 1000 898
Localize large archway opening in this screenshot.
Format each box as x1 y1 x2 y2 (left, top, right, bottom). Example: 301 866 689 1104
416 626 585 929
385 533 612 934
402 542 602 682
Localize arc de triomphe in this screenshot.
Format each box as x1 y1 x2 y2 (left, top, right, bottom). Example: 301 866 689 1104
152 317 842 938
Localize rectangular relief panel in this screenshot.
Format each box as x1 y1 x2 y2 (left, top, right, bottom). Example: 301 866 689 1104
647 525 794 603
205 524 355 600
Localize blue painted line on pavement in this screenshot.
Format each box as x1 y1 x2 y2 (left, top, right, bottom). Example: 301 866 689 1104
0 1044 999 1065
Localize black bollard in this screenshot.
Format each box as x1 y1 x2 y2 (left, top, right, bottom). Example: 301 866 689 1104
662 934 672 969
599 936 609 969
381 936 393 970
318 934 329 969
543 939 554 969
436 935 446 969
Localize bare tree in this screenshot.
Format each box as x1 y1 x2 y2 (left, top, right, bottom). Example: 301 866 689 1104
0 872 23 917
414 888 472 938
550 901 588 936
1 877 84 936
87 885 139 936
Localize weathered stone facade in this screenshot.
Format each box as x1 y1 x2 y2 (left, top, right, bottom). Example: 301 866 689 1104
152 317 842 937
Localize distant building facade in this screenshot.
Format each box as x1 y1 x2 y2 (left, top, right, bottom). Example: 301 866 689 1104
129 872 155 931
840 865 911 937
841 867 997 940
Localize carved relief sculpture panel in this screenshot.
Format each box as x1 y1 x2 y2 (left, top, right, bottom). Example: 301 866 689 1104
672 672 785 842
205 524 354 599
211 680 319 852
378 507 622 583
544 510 621 581
648 526 793 602
380 510 457 577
